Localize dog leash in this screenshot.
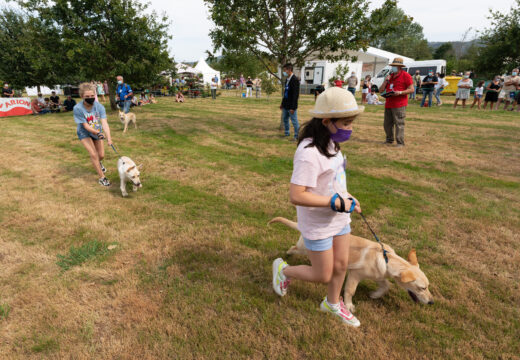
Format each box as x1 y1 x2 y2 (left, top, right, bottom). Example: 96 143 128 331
110 144 119 155
359 212 389 264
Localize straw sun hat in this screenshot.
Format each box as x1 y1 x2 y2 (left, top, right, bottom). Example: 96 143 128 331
309 86 364 118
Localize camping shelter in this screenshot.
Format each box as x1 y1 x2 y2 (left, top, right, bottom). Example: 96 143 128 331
194 57 221 85
175 63 200 76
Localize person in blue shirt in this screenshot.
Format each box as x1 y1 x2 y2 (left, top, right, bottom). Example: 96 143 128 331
116 75 133 114
74 83 113 187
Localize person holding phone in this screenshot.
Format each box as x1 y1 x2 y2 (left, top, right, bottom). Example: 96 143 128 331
379 58 414 147
74 82 112 187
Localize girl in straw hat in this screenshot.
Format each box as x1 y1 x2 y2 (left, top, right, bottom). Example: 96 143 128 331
272 87 363 327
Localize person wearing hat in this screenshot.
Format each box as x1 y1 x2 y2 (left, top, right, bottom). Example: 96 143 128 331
380 57 414 147
2 83 14 98
273 87 363 328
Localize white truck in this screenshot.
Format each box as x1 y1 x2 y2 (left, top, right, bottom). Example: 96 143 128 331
371 60 447 92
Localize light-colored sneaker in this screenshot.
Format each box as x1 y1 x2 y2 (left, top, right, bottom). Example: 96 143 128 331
320 297 360 327
272 258 289 296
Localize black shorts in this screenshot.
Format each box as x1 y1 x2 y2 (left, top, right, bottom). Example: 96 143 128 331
516 92 520 103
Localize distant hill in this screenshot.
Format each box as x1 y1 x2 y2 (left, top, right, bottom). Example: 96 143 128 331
428 40 482 57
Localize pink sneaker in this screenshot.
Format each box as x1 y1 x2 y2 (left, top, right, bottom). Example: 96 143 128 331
320 297 360 327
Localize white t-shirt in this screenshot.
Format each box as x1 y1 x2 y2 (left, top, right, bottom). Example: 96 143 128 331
366 93 379 104
475 86 484 96
211 81 218 90
290 138 351 240
435 78 448 90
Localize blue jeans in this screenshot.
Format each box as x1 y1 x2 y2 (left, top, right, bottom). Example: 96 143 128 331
421 89 433 107
282 108 299 139
119 99 131 113
347 87 356 96
435 88 443 104
35 109 51 115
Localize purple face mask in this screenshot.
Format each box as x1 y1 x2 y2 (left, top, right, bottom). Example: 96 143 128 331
330 122 352 142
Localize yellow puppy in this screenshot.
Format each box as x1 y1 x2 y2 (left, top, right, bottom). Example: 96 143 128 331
119 110 137 133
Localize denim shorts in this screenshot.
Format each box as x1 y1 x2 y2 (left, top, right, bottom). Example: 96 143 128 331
77 124 101 141
303 224 351 252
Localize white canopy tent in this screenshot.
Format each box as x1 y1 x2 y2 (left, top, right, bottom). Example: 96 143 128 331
25 86 63 96
350 47 414 78
194 57 220 85
175 63 200 76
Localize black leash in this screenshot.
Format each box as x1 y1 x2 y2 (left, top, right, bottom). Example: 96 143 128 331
359 212 389 264
110 144 119 155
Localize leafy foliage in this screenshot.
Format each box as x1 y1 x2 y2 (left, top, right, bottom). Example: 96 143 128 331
370 7 431 60
13 0 174 109
258 72 280 98
204 0 399 80
328 63 350 86
211 50 267 78
476 0 520 77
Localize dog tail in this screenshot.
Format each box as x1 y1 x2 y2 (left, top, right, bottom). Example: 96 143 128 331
268 217 298 231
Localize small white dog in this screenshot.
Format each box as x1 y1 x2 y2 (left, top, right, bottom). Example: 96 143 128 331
119 110 137 133
117 156 142 197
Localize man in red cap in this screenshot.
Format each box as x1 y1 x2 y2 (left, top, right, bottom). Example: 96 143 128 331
380 57 414 147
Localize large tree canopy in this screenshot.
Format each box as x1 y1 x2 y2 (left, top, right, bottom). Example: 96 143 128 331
204 0 399 80
476 0 520 77
370 7 431 60
14 0 174 109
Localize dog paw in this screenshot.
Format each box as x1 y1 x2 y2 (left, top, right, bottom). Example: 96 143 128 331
121 192 128 197
345 302 355 313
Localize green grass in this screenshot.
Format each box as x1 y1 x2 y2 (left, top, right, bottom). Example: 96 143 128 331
0 92 518 359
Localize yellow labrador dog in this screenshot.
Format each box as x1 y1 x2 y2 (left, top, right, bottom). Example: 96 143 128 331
117 156 142 197
269 217 434 312
119 110 137 133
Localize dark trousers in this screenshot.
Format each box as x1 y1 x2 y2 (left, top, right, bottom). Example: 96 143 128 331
384 106 406 145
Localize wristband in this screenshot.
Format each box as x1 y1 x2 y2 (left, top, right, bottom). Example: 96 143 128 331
346 197 356 213
330 193 340 211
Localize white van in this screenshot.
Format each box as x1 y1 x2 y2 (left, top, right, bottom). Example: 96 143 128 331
372 60 447 92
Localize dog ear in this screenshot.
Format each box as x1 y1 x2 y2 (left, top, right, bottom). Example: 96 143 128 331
408 249 419 266
137 164 143 170
400 269 416 283
126 165 135 173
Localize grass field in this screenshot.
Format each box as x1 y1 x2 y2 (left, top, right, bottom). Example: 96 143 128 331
0 91 519 359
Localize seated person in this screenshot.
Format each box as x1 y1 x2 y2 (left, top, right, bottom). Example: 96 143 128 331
63 95 76 112
31 98 51 115
43 97 51 110
37 93 45 107
150 94 157 104
366 91 383 105
49 91 61 112
140 92 149 104
175 91 185 103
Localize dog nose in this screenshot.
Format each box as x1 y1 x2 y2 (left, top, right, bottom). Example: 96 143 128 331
428 300 434 305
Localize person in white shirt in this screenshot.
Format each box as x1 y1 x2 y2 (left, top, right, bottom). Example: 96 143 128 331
470 80 485 109
210 77 218 100
366 91 383 105
434 73 448 106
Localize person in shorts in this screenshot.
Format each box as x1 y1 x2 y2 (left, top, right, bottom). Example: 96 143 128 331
74 82 113 187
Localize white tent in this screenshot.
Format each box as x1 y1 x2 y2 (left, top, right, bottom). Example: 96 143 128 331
194 57 220 85
25 86 63 96
350 47 414 78
175 63 200 75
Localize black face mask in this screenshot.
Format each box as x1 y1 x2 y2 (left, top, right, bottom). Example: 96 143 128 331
85 98 95 105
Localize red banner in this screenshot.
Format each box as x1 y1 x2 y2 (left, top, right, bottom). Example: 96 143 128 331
0 98 33 117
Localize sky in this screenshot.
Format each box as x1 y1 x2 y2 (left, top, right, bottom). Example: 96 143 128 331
151 0 516 62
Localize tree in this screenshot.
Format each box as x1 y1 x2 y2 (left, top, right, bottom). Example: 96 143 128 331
433 43 454 60
0 8 72 91
17 0 174 110
259 72 280 99
328 63 349 86
210 50 267 79
370 7 431 60
204 0 399 81
476 0 520 77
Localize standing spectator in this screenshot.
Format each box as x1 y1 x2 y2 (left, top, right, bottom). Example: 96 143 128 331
434 74 448 106
225 77 231 89
470 81 485 109
498 68 520 110
49 91 61 112
380 57 414 147
246 76 254 98
74 82 112 187
453 72 473 109
211 76 218 100
103 80 109 97
334 78 344 88
2 83 14 97
239 74 245 90
255 77 262 98
410 71 421 101
420 70 438 107
96 81 106 103
483 76 501 110
116 75 133 114
346 72 358 96
63 95 76 112
361 75 371 104
31 98 51 115
280 63 300 141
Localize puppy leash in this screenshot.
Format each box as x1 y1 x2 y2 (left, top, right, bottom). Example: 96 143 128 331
359 212 389 264
110 144 119 155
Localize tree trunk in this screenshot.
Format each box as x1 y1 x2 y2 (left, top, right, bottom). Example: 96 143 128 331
37 85 41 94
